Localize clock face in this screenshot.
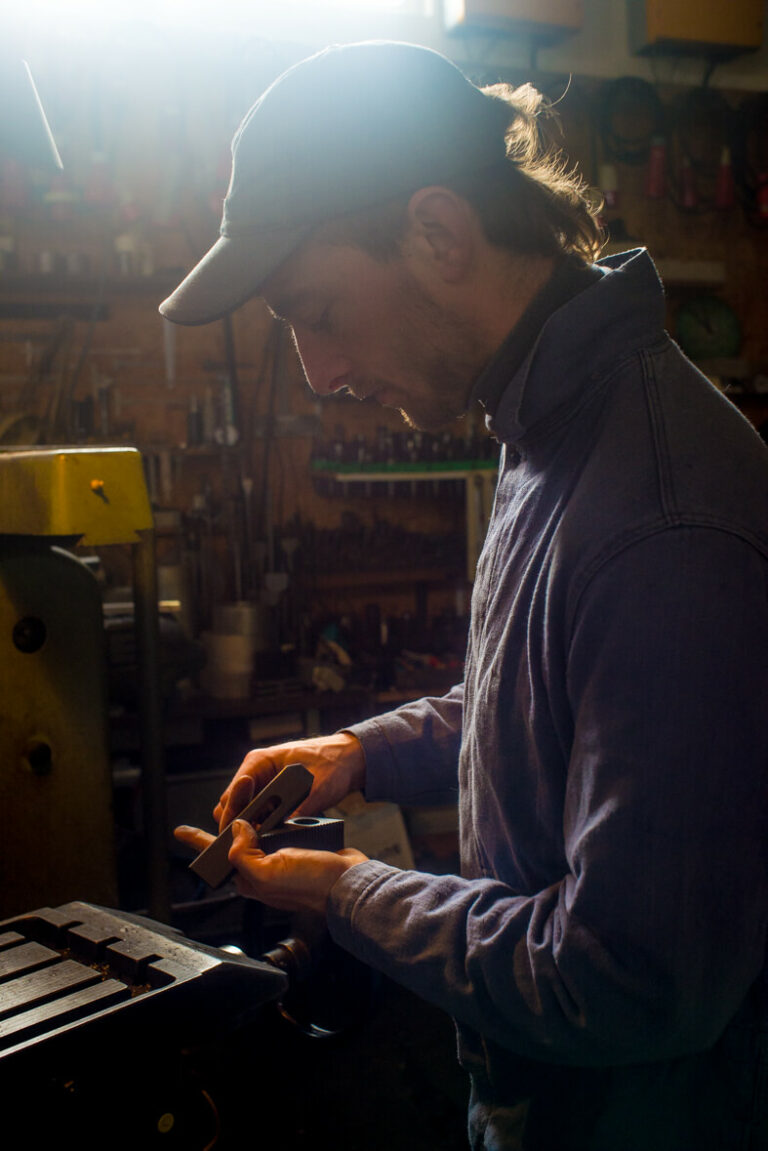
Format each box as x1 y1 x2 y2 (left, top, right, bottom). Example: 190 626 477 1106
676 297 742 361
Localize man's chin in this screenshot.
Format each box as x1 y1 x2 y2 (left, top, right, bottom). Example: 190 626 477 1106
370 386 466 433
397 407 463 434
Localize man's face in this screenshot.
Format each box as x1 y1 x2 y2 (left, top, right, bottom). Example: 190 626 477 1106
261 238 488 432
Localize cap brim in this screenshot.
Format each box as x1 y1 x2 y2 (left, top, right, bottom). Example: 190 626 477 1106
159 226 310 326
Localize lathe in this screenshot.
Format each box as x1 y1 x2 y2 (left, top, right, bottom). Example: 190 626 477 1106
0 898 360 1148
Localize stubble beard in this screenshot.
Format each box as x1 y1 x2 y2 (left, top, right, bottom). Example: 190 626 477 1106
384 272 490 433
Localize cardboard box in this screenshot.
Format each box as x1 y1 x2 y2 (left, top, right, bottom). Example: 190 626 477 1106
326 793 415 870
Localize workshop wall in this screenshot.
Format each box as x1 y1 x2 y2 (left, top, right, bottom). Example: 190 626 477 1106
2 20 767 661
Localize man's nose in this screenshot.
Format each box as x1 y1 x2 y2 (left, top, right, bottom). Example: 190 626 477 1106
292 329 352 396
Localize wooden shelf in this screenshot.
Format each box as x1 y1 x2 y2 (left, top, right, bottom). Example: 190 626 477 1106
315 463 497 481
312 568 463 589
0 271 182 298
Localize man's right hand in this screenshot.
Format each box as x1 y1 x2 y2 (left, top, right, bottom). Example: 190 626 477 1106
213 730 366 832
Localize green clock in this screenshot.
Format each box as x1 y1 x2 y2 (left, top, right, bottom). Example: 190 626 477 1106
676 296 742 361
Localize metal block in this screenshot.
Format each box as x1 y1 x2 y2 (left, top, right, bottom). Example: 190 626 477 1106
188 762 313 888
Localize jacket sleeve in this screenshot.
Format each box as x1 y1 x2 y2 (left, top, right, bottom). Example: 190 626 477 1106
328 528 768 1066
345 682 463 806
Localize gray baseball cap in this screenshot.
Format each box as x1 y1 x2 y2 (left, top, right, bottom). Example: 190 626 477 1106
159 41 506 326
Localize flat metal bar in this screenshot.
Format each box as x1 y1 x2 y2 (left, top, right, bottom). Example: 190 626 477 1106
189 762 313 889
0 959 100 1019
0 978 130 1047
0 933 24 952
0 942 59 982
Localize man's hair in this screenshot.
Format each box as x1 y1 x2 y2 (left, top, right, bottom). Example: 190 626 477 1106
321 82 604 265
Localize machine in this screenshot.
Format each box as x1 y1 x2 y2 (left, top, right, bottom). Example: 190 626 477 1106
0 446 169 919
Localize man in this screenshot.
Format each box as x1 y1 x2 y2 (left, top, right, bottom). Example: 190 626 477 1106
162 42 768 1150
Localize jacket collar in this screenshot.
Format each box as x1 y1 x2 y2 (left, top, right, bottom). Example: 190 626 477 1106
471 255 602 419
479 248 666 445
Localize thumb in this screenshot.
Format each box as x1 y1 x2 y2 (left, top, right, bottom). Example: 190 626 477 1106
229 819 264 857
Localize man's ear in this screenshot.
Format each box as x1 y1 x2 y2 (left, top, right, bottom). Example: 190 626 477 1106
405 187 475 284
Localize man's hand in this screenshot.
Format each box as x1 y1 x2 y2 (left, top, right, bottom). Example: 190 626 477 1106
173 821 368 915
213 731 366 832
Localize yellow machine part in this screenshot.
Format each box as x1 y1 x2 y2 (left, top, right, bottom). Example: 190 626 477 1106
0 446 153 545
0 543 117 916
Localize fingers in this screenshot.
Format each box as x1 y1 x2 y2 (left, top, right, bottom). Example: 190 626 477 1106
212 732 366 836
228 818 267 902
174 825 215 852
217 773 255 832
225 833 370 914
214 757 277 827
338 848 369 863
229 818 263 855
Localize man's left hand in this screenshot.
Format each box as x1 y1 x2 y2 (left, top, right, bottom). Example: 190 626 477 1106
174 821 368 915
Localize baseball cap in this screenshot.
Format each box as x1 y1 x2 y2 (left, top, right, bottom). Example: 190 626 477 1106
159 41 506 326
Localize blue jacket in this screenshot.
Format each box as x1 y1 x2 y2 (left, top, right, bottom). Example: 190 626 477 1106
329 249 768 1149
